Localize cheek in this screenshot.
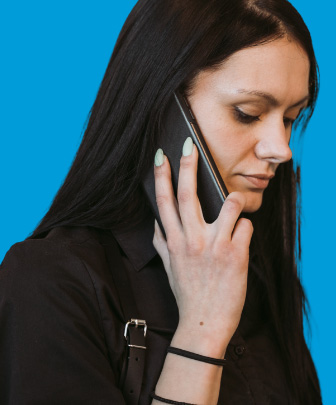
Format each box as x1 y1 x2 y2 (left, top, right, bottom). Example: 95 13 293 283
201 121 253 174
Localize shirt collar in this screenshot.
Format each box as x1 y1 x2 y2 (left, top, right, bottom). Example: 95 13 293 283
111 209 158 272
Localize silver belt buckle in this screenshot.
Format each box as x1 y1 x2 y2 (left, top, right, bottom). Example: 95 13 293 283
124 319 147 349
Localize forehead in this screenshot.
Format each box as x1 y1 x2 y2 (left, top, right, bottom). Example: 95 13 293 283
196 38 310 105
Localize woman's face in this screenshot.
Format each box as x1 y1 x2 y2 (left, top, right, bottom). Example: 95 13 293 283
187 37 310 213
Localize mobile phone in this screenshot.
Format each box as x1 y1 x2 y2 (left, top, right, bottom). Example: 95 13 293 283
141 91 229 239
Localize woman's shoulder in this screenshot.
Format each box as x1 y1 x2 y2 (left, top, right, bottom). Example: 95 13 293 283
0 226 127 403
0 226 120 297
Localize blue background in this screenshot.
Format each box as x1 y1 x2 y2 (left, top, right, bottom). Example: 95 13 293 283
1 1 334 403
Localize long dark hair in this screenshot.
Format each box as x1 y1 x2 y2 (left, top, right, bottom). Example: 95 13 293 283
29 0 321 403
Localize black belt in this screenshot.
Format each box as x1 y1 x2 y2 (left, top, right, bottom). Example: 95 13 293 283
103 233 147 405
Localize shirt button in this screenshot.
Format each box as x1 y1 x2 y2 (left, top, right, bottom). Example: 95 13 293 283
234 345 246 356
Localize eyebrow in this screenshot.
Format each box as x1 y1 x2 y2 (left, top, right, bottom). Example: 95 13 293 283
236 89 310 109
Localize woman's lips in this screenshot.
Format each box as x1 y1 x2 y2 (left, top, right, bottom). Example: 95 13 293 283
242 175 270 189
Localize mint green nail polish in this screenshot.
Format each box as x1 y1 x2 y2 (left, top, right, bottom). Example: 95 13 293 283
182 137 194 156
154 148 164 166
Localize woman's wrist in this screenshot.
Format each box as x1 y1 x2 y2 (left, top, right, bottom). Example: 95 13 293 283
171 322 230 359
154 325 225 405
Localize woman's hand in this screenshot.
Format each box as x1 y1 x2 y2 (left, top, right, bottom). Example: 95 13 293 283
152 139 253 350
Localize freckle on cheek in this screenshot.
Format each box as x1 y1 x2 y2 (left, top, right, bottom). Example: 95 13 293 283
200 322 204 326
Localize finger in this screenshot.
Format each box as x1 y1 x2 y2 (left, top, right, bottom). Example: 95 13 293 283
154 149 182 237
152 219 173 282
215 192 246 241
152 219 169 261
176 138 204 235
231 218 254 248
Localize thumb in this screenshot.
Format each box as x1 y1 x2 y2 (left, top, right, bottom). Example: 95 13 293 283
153 219 173 283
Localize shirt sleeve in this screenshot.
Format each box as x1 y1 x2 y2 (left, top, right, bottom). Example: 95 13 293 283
0 239 126 405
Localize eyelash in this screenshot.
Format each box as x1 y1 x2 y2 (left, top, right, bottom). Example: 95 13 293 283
234 107 260 124
233 107 296 128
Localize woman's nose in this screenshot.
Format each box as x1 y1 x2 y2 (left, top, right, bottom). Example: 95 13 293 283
254 120 292 164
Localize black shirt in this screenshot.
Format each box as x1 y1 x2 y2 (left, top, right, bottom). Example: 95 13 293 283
0 211 293 404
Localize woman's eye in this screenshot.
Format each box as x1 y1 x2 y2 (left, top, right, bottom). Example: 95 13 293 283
234 107 260 124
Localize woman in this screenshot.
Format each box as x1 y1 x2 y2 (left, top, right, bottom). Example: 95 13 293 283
0 0 322 404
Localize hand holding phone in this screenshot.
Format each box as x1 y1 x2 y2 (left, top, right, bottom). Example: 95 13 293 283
152 138 254 351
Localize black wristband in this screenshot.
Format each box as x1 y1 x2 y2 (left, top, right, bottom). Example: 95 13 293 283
167 346 226 366
150 391 197 404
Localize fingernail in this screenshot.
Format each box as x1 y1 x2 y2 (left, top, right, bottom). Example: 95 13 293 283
182 137 194 156
154 148 164 167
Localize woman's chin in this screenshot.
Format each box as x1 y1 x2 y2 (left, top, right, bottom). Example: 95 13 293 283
241 192 264 213
225 183 265 213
